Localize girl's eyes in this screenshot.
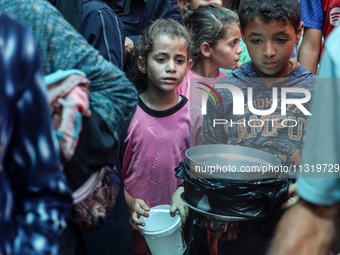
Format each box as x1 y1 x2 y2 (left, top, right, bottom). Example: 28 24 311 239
157 58 166 63
230 41 237 47
156 58 185 64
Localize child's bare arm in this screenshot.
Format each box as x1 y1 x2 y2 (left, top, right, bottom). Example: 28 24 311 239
297 27 322 75
170 186 189 225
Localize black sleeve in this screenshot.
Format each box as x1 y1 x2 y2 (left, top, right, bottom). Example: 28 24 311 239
63 108 116 190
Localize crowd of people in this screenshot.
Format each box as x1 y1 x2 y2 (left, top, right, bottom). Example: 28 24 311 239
0 0 339 255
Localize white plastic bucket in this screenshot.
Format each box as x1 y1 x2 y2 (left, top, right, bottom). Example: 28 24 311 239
139 204 186 255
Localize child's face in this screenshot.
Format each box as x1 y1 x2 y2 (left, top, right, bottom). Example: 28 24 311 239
209 24 243 70
139 35 192 93
242 18 303 78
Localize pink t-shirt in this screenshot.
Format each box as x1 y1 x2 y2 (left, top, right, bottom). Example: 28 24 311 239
120 96 190 254
176 70 227 146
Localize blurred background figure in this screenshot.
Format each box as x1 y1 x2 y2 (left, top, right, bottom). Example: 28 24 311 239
0 10 72 255
177 0 223 9
298 0 340 74
108 0 181 41
0 1 138 255
82 0 125 70
80 0 134 254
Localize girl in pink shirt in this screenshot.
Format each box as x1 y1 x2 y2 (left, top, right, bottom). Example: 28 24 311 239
119 19 193 255
176 4 243 147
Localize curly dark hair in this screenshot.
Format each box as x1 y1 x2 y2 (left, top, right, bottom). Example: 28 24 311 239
239 0 301 32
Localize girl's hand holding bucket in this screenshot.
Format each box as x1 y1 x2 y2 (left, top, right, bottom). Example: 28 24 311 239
124 188 150 232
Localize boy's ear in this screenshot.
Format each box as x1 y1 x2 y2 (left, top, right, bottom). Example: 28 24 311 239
186 59 193 75
200 42 212 57
137 56 147 74
295 21 304 43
